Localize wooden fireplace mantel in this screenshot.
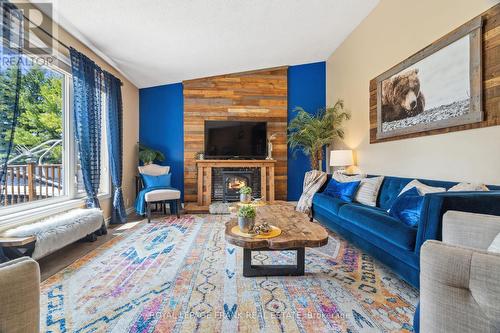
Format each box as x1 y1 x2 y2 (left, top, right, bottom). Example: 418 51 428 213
195 159 276 209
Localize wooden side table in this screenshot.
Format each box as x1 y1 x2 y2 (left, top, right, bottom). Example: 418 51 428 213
0 236 36 263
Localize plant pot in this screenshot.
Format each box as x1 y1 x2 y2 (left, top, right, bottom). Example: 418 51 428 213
238 216 255 233
240 193 251 203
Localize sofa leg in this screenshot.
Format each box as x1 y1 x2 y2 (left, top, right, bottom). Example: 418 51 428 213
147 203 151 223
176 199 181 218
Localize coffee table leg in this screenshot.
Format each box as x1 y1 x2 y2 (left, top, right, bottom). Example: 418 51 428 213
243 247 305 277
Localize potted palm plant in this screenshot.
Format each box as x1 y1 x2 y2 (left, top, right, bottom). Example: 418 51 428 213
237 204 256 232
239 186 252 203
288 100 350 171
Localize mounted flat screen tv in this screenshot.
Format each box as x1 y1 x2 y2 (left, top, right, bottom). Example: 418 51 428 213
204 121 267 159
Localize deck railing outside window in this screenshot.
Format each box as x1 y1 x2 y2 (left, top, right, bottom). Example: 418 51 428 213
1 163 63 206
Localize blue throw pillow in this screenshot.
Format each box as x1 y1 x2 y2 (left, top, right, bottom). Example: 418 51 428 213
323 178 360 202
389 187 424 227
141 173 171 188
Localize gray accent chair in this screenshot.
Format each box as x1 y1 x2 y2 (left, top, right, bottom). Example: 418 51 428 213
0 257 40 333
420 211 500 332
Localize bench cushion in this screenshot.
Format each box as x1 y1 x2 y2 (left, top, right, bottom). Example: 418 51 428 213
2 208 104 259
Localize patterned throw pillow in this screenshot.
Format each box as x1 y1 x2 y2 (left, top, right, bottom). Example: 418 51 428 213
488 233 500 254
332 173 384 207
399 179 446 196
448 182 490 192
323 178 361 203
389 187 424 227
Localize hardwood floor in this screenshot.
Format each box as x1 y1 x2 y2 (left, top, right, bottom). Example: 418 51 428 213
38 214 146 281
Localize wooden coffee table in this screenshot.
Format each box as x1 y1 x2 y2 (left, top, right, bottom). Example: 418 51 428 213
225 202 328 277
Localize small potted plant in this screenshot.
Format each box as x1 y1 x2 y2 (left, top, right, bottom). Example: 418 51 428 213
239 186 252 203
237 205 256 233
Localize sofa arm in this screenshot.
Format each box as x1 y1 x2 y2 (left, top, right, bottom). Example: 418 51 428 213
414 191 500 254
420 241 500 332
0 257 40 333
443 211 500 249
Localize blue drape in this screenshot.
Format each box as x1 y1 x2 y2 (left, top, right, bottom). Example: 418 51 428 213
104 72 126 223
0 3 23 201
70 47 102 209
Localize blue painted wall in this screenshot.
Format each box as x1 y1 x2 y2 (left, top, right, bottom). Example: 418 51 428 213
287 62 326 201
139 83 184 200
139 62 326 202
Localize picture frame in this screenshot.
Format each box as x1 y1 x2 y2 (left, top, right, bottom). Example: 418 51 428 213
375 16 483 140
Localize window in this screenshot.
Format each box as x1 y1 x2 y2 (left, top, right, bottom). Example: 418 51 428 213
0 55 66 208
0 53 109 214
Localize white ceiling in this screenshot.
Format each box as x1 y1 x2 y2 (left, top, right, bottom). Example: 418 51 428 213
48 0 379 88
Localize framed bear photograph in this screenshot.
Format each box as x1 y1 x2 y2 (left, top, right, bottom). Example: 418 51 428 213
374 16 483 140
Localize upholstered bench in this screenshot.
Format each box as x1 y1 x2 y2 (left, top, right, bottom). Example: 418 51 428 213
0 208 105 260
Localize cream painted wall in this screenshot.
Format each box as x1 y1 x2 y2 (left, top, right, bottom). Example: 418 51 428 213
327 0 500 185
52 19 139 219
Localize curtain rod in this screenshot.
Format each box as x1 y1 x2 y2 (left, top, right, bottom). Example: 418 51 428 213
19 9 124 86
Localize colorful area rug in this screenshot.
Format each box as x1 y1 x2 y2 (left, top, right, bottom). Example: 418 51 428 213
40 213 418 332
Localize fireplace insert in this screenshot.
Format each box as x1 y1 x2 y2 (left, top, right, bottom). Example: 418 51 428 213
221 170 253 202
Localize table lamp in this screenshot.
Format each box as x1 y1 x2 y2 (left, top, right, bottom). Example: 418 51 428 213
330 150 353 173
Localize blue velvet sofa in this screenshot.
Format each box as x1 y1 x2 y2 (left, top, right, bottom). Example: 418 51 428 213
311 175 500 288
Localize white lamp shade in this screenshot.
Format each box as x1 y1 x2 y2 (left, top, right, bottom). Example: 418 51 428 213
330 150 353 167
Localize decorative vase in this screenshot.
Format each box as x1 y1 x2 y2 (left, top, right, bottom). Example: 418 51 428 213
238 216 255 233
240 193 251 203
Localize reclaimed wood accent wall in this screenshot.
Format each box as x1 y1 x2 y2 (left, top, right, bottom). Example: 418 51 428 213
183 67 288 202
369 4 500 143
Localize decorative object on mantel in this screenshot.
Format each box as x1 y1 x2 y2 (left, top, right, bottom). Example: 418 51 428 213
296 170 328 215
288 100 350 171
239 185 252 204
330 149 354 173
138 143 165 165
237 205 256 233
266 133 277 160
371 14 486 142
194 151 204 160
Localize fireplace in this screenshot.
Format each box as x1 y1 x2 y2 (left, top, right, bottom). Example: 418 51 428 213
222 170 253 202
211 168 261 202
